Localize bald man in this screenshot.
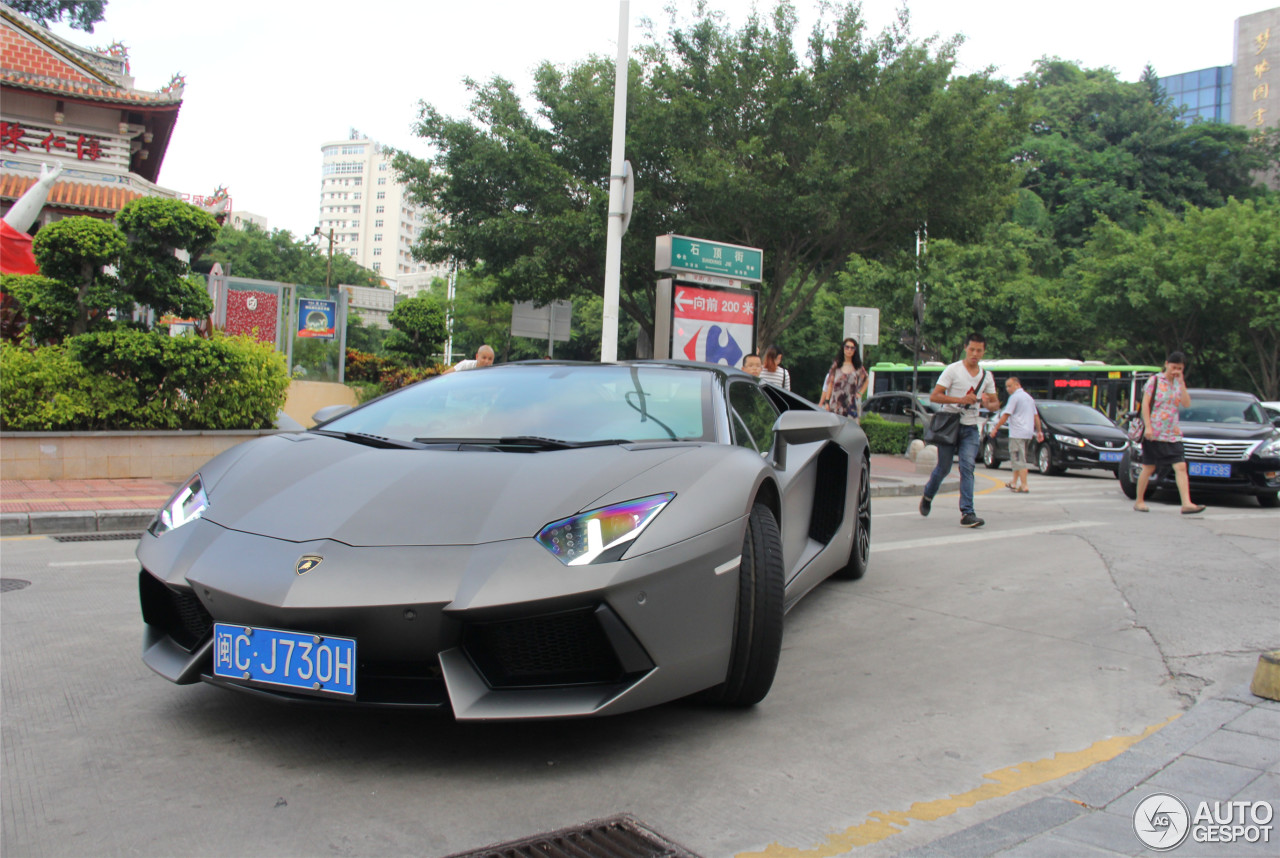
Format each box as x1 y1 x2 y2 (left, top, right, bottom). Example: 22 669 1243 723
443 345 495 373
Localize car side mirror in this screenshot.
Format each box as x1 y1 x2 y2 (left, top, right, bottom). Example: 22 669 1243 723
1272 415 1280 429
312 404 353 425
772 409 842 469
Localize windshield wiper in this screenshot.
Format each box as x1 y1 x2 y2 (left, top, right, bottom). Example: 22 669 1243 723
311 430 424 450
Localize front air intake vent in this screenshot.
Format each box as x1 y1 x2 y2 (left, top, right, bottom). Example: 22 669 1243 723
462 606 626 688
139 571 213 651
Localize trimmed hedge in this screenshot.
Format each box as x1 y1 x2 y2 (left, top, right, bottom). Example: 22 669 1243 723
1 330 289 430
859 411 924 455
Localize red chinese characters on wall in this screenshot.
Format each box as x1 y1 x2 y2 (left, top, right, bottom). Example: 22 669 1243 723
0 121 105 160
224 290 278 343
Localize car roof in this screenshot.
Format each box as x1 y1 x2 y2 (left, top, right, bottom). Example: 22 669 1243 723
1187 388 1261 401
502 359 751 381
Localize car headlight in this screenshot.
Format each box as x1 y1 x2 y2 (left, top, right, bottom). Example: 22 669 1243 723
536 493 675 566
149 474 208 536
1053 434 1086 448
1259 433 1280 458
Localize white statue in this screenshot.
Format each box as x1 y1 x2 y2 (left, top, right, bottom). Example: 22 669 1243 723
3 161 63 234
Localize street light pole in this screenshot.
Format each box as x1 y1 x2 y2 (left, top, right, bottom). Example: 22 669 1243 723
313 226 335 291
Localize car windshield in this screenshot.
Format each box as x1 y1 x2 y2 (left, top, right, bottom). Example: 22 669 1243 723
1179 397 1268 425
319 364 715 444
1038 402 1115 427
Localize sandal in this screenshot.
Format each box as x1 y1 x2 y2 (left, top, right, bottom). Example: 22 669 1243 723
1181 504 1206 515
1133 503 1150 512
1013 487 1029 493
1005 481 1015 490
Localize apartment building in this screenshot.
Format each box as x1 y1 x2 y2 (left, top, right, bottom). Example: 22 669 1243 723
316 131 448 290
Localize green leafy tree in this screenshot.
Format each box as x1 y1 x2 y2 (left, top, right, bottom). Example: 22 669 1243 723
385 294 447 366
116 197 219 323
395 1 1026 352
29 215 125 336
9 0 106 31
1014 60 1272 247
200 222 383 289
1075 198 1280 398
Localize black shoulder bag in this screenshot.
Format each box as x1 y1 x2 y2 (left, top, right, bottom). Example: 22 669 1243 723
924 371 987 447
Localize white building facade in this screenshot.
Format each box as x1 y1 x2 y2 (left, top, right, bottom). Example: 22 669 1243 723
316 132 448 290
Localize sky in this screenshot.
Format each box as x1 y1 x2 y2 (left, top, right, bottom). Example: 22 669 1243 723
46 0 1275 240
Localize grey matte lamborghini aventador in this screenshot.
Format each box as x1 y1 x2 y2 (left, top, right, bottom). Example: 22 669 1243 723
138 361 871 719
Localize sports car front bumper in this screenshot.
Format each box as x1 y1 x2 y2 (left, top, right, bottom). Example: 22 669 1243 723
138 516 746 719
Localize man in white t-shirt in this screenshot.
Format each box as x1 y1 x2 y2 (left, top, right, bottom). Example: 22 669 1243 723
988 376 1044 494
443 345 495 374
920 333 1000 527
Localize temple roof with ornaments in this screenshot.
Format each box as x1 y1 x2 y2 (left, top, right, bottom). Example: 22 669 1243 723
0 2 186 212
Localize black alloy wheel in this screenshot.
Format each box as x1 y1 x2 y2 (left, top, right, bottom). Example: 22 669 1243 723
833 455 871 581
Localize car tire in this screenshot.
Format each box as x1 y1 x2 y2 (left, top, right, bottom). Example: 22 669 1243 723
832 455 871 581
982 440 1001 469
1259 492 1279 508
1117 450 1138 499
1036 444 1061 476
702 502 784 707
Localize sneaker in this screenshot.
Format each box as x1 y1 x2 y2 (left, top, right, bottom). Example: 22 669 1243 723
919 496 932 517
960 513 985 528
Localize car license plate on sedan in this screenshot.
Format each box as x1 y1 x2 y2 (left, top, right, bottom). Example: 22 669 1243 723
1188 462 1232 478
212 623 355 696
1099 451 1123 463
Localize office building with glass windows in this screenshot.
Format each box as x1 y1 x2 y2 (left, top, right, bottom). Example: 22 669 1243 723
1158 7 1278 135
1159 66 1233 123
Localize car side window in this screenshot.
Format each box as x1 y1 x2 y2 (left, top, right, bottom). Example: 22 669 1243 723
729 381 780 455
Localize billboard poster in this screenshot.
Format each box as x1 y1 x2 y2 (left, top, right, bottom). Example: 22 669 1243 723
671 284 756 367
297 299 337 339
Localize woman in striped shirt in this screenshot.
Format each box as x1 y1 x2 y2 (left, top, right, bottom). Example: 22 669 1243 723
759 345 790 390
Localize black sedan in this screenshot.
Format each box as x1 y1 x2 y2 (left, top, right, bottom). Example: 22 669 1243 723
1118 388 1280 507
862 391 939 425
982 400 1129 476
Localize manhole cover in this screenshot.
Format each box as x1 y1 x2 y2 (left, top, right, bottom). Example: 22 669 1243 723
51 532 143 543
444 814 701 858
1 579 32 592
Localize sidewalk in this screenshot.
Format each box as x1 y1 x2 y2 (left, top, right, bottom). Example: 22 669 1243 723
0 454 954 536
899 681 1280 857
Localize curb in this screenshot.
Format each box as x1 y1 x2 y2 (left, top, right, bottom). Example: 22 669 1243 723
2 510 155 536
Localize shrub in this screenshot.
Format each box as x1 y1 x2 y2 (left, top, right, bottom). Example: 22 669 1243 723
859 412 922 455
1 330 289 430
0 342 116 430
345 348 396 383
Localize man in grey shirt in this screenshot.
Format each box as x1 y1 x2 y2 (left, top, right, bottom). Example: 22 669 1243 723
988 376 1044 493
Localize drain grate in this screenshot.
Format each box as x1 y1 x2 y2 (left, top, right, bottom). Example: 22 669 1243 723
444 814 702 858
1 579 32 592
51 531 143 543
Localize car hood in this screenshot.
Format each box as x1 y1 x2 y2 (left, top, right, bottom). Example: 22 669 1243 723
199 434 698 546
1178 422 1276 442
1052 421 1128 442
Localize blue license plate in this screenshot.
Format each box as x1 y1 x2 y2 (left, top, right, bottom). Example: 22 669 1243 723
1099 451 1123 462
212 623 356 696
1188 461 1232 478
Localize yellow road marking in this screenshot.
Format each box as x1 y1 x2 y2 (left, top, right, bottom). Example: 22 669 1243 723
736 716 1178 858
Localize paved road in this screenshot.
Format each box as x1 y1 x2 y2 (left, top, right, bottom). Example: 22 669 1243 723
2 468 1276 857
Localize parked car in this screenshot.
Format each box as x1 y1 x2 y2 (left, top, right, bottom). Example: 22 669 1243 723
982 400 1129 476
862 391 939 425
137 361 873 719
1117 388 1280 507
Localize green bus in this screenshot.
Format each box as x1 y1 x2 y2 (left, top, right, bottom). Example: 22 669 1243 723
868 359 1162 420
